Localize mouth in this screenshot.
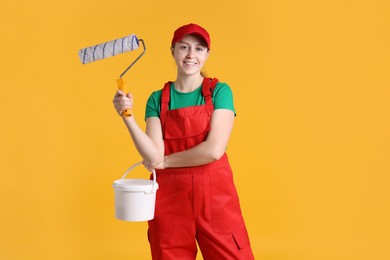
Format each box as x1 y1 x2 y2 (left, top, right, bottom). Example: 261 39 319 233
183 60 197 66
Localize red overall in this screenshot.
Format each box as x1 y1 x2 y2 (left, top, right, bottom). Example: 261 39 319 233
148 78 254 260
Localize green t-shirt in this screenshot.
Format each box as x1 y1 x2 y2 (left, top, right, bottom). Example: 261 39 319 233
145 82 236 120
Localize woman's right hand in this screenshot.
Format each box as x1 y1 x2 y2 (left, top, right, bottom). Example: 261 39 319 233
142 160 155 172
112 90 133 117
142 157 166 172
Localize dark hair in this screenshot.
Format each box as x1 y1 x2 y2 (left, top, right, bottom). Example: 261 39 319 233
195 35 209 50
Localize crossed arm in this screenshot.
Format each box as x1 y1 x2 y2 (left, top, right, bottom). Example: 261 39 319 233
113 90 235 169
123 109 234 169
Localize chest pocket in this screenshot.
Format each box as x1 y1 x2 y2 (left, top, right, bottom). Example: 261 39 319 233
163 104 212 140
159 78 218 154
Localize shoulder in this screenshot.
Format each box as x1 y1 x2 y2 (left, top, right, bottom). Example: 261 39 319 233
213 81 233 97
145 89 163 120
147 89 162 103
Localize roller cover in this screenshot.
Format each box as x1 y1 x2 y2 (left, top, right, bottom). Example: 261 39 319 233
79 34 139 64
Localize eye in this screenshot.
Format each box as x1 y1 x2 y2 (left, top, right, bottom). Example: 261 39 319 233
196 47 205 52
180 45 188 50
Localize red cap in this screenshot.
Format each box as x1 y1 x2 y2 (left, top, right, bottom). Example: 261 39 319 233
171 23 211 49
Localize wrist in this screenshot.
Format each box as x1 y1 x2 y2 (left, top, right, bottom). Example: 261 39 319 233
163 155 168 168
122 114 135 124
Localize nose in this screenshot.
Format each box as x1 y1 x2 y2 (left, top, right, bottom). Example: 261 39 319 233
186 47 195 57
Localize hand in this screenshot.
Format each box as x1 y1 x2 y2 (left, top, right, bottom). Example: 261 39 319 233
142 160 155 172
112 90 133 116
142 158 167 172
153 158 167 170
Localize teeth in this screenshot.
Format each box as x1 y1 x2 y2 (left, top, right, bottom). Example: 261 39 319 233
184 61 196 65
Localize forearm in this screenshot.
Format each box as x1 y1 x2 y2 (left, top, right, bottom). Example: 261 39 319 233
164 140 225 168
122 116 163 166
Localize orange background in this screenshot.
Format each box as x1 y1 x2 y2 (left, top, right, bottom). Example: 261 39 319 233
1 0 389 259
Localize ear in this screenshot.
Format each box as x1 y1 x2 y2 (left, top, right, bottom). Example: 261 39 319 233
170 46 174 56
205 49 210 59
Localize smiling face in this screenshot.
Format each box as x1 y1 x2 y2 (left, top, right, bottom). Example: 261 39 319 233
171 34 210 78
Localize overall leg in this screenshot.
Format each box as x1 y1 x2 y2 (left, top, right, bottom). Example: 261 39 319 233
148 172 198 260
194 161 255 259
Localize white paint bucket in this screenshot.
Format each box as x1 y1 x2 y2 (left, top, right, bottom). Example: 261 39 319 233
113 162 158 222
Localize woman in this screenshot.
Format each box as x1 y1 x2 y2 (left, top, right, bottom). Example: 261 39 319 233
113 23 254 260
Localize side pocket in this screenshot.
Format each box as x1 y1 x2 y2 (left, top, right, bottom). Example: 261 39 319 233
232 226 251 250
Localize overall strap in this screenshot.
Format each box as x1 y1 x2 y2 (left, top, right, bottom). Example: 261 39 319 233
160 81 171 124
202 77 219 107
159 78 219 123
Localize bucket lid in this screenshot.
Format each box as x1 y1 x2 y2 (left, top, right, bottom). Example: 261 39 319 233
113 179 159 192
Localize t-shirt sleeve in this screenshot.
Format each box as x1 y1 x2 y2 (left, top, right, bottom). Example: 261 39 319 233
145 90 162 120
212 82 236 115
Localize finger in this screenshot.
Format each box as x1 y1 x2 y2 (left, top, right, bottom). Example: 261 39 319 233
142 160 153 171
122 101 133 109
114 89 126 97
113 95 131 105
113 101 131 114
113 99 127 109
142 160 149 167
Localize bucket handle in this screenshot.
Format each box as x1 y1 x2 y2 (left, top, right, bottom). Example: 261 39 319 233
121 161 158 192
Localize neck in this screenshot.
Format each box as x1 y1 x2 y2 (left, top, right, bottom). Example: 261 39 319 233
174 74 204 93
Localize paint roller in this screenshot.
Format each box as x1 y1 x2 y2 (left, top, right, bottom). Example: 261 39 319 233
78 34 146 117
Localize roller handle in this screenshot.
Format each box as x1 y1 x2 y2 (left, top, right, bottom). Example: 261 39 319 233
116 78 132 117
